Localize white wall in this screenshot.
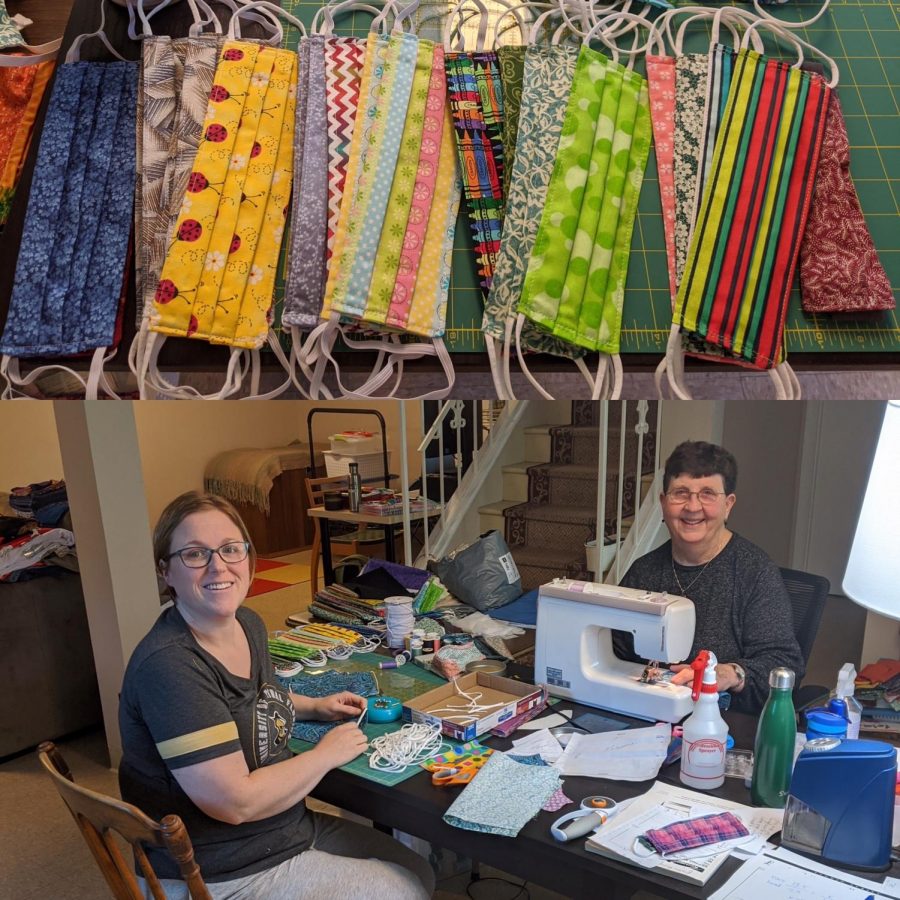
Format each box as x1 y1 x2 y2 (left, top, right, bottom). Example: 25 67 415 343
134 400 423 526
722 401 804 566
0 404 63 488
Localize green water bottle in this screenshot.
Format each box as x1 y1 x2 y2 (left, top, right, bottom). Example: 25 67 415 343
750 667 796 808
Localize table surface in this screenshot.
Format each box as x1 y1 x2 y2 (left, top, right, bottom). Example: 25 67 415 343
309 696 900 900
307 504 443 526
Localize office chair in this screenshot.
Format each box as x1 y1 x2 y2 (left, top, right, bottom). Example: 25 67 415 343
779 566 831 709
38 742 211 900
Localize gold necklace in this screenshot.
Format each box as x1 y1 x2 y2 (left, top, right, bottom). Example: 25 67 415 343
671 534 729 596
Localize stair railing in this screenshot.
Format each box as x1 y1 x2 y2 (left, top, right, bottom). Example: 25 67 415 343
412 400 527 565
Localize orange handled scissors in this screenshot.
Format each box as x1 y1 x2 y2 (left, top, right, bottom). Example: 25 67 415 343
429 754 491 786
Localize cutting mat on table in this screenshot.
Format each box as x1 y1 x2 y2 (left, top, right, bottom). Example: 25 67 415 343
287 652 450 786
274 0 899 356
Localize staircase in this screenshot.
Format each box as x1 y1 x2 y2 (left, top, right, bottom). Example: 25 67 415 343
478 401 657 591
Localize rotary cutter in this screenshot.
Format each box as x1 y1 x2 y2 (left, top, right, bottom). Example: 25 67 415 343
550 796 619 842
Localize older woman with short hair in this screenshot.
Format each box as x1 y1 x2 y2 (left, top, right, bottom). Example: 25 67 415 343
614 441 805 712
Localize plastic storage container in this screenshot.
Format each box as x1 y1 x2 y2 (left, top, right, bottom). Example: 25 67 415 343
323 449 392 481
804 708 848 741
328 432 382 455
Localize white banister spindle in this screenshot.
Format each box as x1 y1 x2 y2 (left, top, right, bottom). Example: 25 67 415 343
614 402 627 585
399 401 412 565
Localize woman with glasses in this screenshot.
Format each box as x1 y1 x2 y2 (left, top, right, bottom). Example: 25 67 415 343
612 442 804 713
118 491 434 899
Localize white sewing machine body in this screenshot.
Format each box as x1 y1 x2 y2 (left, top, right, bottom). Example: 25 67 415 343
535 578 696 723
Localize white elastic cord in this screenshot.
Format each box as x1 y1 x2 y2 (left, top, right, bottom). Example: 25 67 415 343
485 334 508 400
0 39 62 65
664 324 693 400
514 313 555 399
368 723 445 773
608 353 623 399
67 0 132 62
574 355 598 397
501 316 516 400
753 0 831 30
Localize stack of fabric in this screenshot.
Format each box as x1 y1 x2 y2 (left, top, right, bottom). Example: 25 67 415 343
8 479 69 526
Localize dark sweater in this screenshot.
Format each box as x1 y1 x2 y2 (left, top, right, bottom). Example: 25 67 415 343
613 533 805 713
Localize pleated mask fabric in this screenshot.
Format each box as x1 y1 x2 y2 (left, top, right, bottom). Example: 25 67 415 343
518 46 651 355
445 50 505 300
326 32 419 321
151 41 296 348
386 43 447 332
799 89 894 313
675 50 831 370
0 57 54 226
283 36 329 331
645 54 677 305
483 45 582 358
363 37 437 327
135 34 222 326
496 45 525 204
324 36 365 257
0 61 138 358
672 52 707 289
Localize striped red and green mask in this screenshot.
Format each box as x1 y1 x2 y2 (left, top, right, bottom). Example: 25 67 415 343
674 49 830 370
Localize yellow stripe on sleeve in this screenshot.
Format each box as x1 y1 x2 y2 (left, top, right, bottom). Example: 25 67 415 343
156 722 240 761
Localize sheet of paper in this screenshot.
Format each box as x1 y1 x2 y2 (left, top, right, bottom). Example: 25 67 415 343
709 847 900 899
555 724 671 780
509 729 563 764
516 710 574 731
586 781 786 884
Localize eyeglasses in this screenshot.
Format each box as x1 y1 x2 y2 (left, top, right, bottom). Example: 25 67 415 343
166 541 250 568
665 488 727 505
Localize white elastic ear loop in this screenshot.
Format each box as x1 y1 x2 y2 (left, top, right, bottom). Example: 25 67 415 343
67 0 132 62
312 1 384 36
753 0 831 30
745 20 839 87
227 4 284 43
573 355 599 397
514 313 555 399
742 20 804 69
709 6 741 52
654 355 670 399
391 0 421 33
664 323 693 400
131 0 176 39
485 333 508 399
501 315 516 400
583 10 654 63
490 0 530 48
442 0 489 52
608 353 623 399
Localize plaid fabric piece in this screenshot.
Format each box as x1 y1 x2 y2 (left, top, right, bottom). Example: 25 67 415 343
643 811 749 856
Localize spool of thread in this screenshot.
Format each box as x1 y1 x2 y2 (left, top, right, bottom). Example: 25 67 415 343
379 651 410 669
385 596 415 649
427 637 441 654
410 638 423 658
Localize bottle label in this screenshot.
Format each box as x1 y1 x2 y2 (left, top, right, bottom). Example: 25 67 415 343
684 737 725 774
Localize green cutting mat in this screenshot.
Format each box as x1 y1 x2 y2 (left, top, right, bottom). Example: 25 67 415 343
275 0 899 355
287 652 450 786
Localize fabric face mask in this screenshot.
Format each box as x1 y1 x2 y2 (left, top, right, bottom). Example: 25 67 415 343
482 44 583 395
0 2 25 51
496 44 525 204
799 89 894 313
281 36 364 335
135 34 223 326
645 53 677 305
0 61 137 367
673 50 831 373
150 41 296 350
672 51 708 289
518 46 651 358
0 56 54 226
445 49 505 300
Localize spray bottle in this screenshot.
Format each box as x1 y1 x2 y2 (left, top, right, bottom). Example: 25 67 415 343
828 662 862 740
680 650 729 790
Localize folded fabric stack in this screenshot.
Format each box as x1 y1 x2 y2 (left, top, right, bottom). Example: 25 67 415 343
310 583 386 627
8 479 69 526
0 526 76 581
856 660 900 712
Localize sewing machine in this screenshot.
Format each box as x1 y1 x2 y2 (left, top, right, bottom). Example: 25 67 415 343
534 578 696 723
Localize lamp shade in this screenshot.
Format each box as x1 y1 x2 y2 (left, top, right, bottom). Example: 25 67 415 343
842 401 900 620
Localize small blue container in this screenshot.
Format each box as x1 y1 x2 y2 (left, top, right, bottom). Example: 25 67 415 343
805 708 848 741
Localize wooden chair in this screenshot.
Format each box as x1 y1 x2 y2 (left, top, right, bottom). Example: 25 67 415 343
305 474 399 595
37 741 211 900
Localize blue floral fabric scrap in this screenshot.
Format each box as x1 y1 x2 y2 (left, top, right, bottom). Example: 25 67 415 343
443 750 561 837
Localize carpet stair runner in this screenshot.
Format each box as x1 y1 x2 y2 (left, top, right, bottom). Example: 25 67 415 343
501 401 657 591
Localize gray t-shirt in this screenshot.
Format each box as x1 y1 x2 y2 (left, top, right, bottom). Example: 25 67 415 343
118 605 313 882
614 533 805 712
